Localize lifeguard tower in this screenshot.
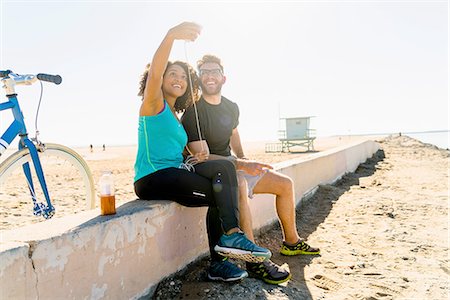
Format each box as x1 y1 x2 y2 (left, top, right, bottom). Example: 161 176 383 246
265 116 316 153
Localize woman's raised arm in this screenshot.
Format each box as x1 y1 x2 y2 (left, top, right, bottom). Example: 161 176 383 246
140 22 201 116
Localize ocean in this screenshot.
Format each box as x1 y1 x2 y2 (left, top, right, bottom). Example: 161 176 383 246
405 131 449 150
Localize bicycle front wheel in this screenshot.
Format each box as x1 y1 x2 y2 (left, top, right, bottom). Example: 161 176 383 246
0 143 95 229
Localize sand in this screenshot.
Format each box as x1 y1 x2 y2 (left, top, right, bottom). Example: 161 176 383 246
153 135 449 300
1 135 449 299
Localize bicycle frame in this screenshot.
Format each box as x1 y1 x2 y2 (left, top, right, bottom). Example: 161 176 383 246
1 76 55 218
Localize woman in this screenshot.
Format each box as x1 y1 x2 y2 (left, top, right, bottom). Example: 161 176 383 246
133 22 271 282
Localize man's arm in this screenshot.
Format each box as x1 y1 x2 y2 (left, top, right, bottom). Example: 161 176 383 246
230 128 247 159
184 109 272 175
187 140 227 161
187 139 271 176
229 128 273 175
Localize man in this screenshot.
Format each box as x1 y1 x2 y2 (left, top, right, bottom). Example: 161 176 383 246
182 55 320 284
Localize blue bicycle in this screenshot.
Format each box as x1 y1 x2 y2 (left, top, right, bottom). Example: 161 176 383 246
0 70 95 221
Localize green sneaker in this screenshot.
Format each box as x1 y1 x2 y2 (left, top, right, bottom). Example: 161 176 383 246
246 260 291 285
280 239 320 256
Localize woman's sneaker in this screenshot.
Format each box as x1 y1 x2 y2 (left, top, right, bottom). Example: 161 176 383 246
246 260 291 285
280 239 320 256
208 258 248 282
214 231 272 263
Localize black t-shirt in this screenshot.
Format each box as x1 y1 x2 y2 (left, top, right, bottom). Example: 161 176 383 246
181 96 239 157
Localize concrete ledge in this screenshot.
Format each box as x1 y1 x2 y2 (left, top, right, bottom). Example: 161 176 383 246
249 139 380 230
1 201 209 299
0 139 380 299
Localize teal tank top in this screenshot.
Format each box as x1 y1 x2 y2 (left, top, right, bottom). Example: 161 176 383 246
134 101 187 182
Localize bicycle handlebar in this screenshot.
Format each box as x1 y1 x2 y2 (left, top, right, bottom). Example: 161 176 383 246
0 70 12 78
37 73 62 85
0 70 62 85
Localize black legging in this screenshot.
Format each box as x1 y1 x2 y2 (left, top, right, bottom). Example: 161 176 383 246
134 159 239 261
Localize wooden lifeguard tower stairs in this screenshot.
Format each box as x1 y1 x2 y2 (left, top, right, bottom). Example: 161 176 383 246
265 116 316 153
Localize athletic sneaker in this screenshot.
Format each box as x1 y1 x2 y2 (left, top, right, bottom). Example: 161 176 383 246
280 239 320 256
208 258 248 282
214 231 272 263
246 260 292 285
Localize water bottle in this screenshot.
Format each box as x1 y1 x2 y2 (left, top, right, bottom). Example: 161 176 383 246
99 171 116 215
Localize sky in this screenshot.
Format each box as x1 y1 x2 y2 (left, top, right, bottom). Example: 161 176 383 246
1 0 448 147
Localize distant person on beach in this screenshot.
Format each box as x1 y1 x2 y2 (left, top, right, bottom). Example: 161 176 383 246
182 54 320 284
133 22 271 282
103 144 105 151
90 144 93 153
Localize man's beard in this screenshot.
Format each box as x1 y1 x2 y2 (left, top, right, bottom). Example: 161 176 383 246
200 83 222 96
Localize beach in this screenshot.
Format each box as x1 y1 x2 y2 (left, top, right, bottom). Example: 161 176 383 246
0 135 448 299
153 135 449 300
0 135 373 230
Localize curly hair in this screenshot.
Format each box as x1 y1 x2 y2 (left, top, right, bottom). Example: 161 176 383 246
138 61 200 113
197 54 224 73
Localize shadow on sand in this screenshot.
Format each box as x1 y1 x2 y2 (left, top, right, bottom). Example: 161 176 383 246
254 149 386 299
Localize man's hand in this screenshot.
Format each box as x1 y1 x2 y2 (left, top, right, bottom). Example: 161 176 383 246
237 160 273 176
191 150 209 164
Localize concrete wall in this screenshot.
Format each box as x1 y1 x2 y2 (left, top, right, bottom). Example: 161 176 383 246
0 139 380 300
